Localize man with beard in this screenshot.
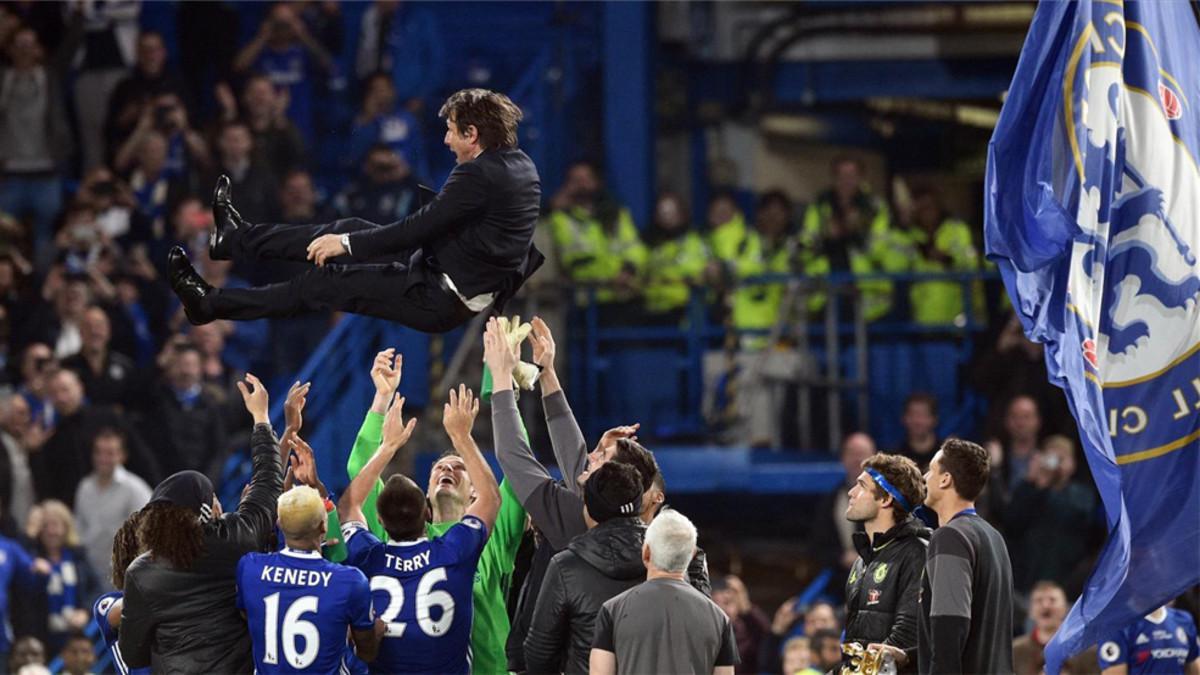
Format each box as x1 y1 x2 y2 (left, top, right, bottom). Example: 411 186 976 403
842 453 930 673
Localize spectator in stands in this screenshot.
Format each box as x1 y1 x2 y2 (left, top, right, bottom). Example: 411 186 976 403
224 74 306 178
120 130 188 235
20 500 95 652
105 31 192 164
73 167 142 245
332 144 423 225
589 510 739 675
61 306 135 408
809 628 845 672
233 3 334 138
356 1 445 104
14 343 55 429
73 428 151 593
32 368 154 506
113 91 210 183
895 392 941 470
277 169 335 225
347 72 427 181
0 249 34 338
205 120 278 223
66 0 140 170
8 636 45 673
904 185 982 326
722 190 797 345
993 394 1043 497
523 461 647 675
136 341 228 480
641 191 709 324
269 171 336 375
804 602 839 636
1013 581 1096 675
972 311 1076 440
549 161 646 308
56 633 94 675
183 250 270 375
187 322 240 393
21 274 90 361
0 393 37 530
780 636 822 675
712 574 770 675
810 433 877 578
707 190 749 263
0 27 72 265
1005 435 1097 593
800 155 904 322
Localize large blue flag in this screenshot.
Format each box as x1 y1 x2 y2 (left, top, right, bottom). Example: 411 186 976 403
985 1 1200 672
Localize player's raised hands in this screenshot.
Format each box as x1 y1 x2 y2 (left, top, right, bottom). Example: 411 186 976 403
288 435 327 498
443 384 479 442
530 316 556 370
597 423 640 453
380 393 417 453
370 348 402 395
483 317 519 386
237 373 270 424
284 381 310 433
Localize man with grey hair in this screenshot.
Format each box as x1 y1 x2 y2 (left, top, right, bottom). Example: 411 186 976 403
590 510 739 675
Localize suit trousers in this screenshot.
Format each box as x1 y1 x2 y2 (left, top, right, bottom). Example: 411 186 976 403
208 218 476 333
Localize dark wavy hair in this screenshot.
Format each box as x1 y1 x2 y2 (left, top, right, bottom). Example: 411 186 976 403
111 510 145 590
438 88 523 150
137 503 205 571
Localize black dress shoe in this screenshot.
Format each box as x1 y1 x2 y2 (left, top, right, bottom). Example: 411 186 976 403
168 246 216 325
210 174 245 261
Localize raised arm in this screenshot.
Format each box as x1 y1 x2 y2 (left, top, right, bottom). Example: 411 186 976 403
231 374 285 550
338 394 415 525
308 161 488 265
346 349 401 539
487 318 585 549
443 384 500 532
531 317 636 497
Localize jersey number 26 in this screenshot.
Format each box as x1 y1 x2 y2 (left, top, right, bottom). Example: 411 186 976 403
371 568 456 638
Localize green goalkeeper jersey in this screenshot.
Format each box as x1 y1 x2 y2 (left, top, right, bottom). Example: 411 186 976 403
345 410 527 675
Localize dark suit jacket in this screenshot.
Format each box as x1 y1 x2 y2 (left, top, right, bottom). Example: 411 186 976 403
348 147 543 310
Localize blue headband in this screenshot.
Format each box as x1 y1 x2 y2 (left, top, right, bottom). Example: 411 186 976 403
865 467 913 513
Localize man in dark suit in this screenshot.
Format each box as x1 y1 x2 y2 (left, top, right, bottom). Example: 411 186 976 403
167 88 543 334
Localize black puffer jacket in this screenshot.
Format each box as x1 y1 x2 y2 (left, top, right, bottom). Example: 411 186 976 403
119 424 283 674
523 517 646 675
844 516 930 672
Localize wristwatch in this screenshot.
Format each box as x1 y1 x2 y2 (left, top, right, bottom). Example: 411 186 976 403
340 233 352 256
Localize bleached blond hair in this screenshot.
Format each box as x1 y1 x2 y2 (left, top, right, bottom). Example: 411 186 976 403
277 486 325 539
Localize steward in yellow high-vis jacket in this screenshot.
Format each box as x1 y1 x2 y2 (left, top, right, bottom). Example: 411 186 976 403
642 192 710 319
799 156 906 321
905 187 984 325
711 191 798 347
548 162 646 304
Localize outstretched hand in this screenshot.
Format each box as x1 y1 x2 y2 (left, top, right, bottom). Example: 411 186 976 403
284 381 310 432
371 348 402 396
380 393 417 454
237 373 270 423
530 316 556 370
596 424 639 453
483 317 519 384
443 384 479 441
288 435 327 498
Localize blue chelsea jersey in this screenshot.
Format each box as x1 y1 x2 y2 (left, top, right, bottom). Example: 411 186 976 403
92 592 150 675
237 548 375 674
1099 608 1199 674
340 516 488 675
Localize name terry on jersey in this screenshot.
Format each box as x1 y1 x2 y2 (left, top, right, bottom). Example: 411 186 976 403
384 550 432 573
259 566 334 587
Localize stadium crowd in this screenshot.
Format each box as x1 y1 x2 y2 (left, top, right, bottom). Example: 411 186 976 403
0 2 1197 674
